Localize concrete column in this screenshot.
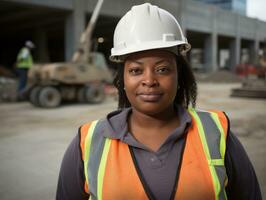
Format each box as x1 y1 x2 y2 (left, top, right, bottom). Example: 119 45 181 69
65 0 86 61
203 6 218 72
33 28 50 62
177 0 186 30
228 15 241 71
248 19 260 64
204 33 218 72
249 40 259 64
229 37 241 70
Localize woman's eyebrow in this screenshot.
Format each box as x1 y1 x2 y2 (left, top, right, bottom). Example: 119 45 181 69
128 59 171 65
128 60 143 65
155 59 170 64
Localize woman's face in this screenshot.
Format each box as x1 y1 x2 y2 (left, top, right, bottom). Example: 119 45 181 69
124 49 178 116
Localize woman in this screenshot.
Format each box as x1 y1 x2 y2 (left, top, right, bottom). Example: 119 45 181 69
56 3 261 200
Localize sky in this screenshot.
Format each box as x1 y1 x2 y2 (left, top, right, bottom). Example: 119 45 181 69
247 0 266 21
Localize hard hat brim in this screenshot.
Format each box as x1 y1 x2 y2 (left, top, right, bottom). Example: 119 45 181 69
110 41 191 62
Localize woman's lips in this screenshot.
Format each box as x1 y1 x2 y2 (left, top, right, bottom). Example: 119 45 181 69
137 92 163 102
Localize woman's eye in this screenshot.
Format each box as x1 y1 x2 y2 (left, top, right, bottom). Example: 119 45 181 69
128 68 142 75
156 66 170 74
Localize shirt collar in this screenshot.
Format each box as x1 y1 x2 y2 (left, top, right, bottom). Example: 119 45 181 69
102 106 192 140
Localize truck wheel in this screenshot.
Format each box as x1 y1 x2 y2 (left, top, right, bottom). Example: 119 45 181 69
85 84 105 103
77 87 86 103
39 86 61 108
29 86 41 106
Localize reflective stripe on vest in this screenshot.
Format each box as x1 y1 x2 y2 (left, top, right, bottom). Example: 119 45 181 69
83 108 228 200
189 108 227 200
83 120 112 200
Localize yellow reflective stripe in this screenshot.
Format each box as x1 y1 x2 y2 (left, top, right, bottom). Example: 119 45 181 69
84 120 98 189
188 108 220 200
188 108 211 160
210 112 228 198
208 159 224 166
210 112 226 159
224 179 228 200
210 168 221 200
97 138 111 200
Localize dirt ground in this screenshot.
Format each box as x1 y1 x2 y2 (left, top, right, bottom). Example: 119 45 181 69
0 82 265 200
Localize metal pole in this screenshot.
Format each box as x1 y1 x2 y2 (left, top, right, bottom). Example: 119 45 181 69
72 0 104 62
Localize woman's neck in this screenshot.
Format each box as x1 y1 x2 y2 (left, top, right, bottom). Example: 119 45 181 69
128 106 180 151
130 105 178 128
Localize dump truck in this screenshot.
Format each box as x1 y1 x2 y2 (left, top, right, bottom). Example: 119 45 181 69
27 0 113 108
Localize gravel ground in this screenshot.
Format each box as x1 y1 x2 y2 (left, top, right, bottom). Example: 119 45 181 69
0 82 265 200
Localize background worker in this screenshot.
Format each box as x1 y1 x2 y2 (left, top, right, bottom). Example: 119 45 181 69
16 40 35 100
56 3 261 200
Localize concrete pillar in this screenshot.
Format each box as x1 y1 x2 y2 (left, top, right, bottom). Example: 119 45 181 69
249 40 259 64
204 33 218 72
33 28 50 62
177 0 186 30
229 37 241 70
203 6 218 72
65 0 86 61
228 14 241 71
247 19 260 64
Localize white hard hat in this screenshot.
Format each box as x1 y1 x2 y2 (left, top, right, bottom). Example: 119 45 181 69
25 40 35 49
110 3 191 62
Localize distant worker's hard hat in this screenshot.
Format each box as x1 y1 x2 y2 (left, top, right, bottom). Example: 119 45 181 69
110 3 191 62
25 40 35 49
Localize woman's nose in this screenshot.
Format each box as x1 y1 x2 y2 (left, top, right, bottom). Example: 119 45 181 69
141 71 159 87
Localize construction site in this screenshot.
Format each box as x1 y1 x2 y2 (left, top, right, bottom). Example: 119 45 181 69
0 0 266 199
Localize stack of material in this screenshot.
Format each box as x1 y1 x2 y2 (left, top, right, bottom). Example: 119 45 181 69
195 70 242 83
0 77 18 102
231 78 266 98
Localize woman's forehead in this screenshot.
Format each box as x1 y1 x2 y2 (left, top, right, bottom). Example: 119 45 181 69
125 49 176 63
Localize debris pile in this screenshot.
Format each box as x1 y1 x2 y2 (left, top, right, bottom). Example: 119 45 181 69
0 77 18 102
195 70 242 83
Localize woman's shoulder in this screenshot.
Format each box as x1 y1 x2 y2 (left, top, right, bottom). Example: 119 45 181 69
79 119 106 156
189 107 229 123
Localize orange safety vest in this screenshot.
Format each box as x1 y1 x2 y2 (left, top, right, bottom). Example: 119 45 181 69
80 108 228 200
